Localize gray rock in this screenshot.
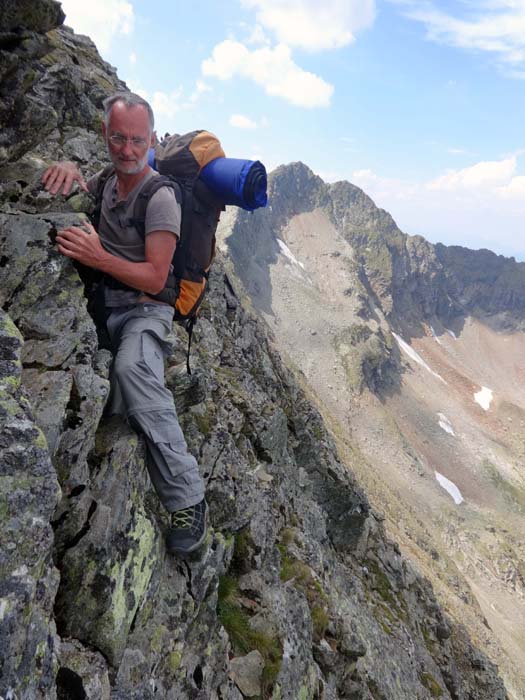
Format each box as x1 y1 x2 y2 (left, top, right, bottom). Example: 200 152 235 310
0 311 61 700
229 650 265 697
0 0 64 33
54 420 158 666
21 368 72 455
58 638 111 700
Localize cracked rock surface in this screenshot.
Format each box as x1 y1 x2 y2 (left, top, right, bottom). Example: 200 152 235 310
0 2 510 699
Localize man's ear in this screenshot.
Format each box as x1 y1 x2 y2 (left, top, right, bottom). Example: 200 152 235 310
101 121 107 140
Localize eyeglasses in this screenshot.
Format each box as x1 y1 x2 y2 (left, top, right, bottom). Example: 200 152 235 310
108 134 148 148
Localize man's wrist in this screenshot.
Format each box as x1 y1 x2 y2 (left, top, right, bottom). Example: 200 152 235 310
96 250 117 275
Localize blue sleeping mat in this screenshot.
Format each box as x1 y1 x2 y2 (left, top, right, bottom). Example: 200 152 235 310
199 158 267 211
148 150 268 211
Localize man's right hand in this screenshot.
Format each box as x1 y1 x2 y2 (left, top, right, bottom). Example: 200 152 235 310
41 161 88 196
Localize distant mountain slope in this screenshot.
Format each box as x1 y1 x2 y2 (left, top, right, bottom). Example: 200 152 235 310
218 162 525 699
224 162 525 329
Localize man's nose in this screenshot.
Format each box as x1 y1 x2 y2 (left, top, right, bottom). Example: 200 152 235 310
121 141 134 156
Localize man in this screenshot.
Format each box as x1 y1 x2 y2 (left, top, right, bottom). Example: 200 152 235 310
42 92 207 556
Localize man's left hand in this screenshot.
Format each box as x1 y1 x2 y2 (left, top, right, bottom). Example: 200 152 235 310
56 222 108 269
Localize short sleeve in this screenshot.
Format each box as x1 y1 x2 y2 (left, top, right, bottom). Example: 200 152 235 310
87 170 103 196
145 186 181 238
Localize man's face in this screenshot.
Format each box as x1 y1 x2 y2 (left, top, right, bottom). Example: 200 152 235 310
104 102 153 175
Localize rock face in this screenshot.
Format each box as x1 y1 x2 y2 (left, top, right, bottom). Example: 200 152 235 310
0 2 511 699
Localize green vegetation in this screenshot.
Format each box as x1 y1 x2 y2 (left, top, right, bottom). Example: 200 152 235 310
366 559 408 625
421 623 436 653
216 529 282 697
311 423 324 440
345 324 373 345
371 601 395 635
482 459 525 510
193 409 214 438
367 677 388 700
310 605 330 641
420 672 443 697
217 575 282 698
230 527 254 576
277 529 330 642
333 323 391 394
279 554 310 585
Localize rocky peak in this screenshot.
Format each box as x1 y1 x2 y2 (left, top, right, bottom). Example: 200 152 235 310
0 0 65 33
227 160 525 330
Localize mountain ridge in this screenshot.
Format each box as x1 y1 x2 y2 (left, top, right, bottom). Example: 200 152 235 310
254 161 525 329
218 162 525 698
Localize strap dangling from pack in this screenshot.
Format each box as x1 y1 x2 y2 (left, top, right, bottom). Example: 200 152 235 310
185 316 197 375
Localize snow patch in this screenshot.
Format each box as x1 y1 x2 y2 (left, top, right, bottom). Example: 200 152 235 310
430 326 442 345
437 413 455 436
446 329 457 339
474 386 493 411
392 333 446 384
277 239 305 270
435 471 464 504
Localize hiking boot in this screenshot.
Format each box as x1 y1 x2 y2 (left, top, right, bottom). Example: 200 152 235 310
166 498 208 555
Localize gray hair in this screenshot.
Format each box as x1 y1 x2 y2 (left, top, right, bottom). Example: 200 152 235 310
103 92 155 131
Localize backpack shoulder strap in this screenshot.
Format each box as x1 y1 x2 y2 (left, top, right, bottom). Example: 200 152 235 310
129 175 182 238
90 165 115 231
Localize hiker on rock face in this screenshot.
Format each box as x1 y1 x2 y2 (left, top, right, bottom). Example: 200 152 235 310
41 92 208 556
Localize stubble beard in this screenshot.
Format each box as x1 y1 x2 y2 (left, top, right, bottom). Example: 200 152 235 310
107 142 150 175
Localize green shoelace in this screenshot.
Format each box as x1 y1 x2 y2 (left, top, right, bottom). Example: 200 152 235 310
171 507 195 529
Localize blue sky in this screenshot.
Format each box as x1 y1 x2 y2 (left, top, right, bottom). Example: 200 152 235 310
60 0 525 259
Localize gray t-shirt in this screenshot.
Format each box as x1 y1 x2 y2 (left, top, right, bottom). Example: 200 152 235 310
88 169 180 307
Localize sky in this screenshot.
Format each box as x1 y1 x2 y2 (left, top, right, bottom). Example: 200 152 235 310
59 0 525 260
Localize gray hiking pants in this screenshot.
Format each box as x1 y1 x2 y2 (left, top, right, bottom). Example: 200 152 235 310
106 303 205 512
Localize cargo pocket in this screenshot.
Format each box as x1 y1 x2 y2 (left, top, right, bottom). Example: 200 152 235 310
141 331 165 378
138 409 186 447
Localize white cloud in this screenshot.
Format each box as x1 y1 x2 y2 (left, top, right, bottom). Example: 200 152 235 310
427 156 517 192
60 0 134 54
395 0 525 72
132 79 210 118
131 84 184 122
230 114 258 129
497 175 525 198
125 80 212 137
351 168 420 199
150 90 184 120
189 80 212 104
245 23 271 46
241 0 376 51
129 51 137 65
349 153 525 258
202 40 334 108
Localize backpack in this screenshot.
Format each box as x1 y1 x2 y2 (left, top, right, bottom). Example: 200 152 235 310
91 130 226 372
